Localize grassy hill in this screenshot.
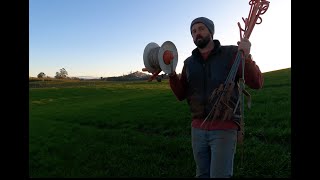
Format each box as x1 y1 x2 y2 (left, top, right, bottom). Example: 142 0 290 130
29 68 291 178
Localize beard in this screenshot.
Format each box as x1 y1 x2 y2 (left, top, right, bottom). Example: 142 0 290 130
194 34 211 49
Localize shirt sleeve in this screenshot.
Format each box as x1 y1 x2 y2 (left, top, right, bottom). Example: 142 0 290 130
169 65 188 101
237 54 264 89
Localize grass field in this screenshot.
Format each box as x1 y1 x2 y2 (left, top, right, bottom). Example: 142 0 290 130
29 68 291 178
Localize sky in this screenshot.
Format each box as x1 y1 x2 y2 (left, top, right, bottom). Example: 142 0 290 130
29 0 291 78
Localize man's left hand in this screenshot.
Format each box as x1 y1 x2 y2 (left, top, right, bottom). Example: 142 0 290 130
237 38 251 58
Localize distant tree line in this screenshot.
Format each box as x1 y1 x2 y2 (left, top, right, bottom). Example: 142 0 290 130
36 68 69 79
34 68 179 82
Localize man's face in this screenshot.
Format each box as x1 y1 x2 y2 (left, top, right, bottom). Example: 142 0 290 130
191 23 212 49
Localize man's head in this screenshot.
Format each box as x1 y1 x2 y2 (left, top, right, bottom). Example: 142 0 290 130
190 17 215 49
190 17 215 37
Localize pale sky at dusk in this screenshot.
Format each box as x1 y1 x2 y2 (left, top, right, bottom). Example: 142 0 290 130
29 0 291 78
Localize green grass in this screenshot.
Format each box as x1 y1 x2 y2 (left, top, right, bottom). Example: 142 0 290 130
29 68 291 178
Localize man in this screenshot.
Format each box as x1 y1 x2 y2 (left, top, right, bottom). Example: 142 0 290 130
169 17 263 178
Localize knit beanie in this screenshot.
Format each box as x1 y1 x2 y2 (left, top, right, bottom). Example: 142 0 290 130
190 17 215 36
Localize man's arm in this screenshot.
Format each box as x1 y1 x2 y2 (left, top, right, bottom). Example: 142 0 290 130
169 65 188 101
237 54 264 89
236 38 263 89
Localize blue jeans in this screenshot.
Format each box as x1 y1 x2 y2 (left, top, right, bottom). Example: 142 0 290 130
191 127 237 178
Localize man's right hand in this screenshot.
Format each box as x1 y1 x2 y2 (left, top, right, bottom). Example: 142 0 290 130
169 71 176 77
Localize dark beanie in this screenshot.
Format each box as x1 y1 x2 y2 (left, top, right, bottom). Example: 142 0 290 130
190 17 215 36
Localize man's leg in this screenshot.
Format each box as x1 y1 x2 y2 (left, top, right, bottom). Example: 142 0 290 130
191 127 210 178
208 129 237 178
